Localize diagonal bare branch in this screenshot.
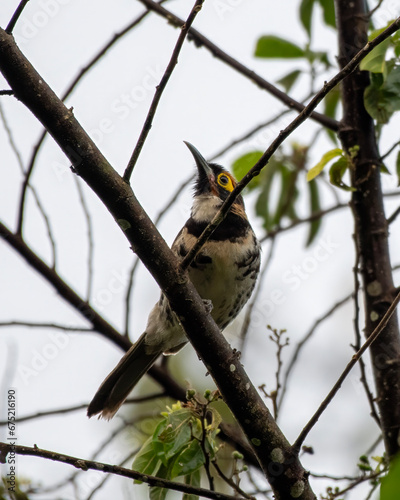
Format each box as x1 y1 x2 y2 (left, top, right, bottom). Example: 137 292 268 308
124 0 205 181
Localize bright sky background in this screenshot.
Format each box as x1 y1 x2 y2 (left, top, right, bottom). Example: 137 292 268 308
1 1 400 499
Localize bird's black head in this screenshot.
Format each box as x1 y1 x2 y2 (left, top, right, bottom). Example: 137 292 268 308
184 141 244 205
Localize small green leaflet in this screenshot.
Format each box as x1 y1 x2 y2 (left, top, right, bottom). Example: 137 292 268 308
360 37 390 74
183 469 201 500
306 148 343 181
300 0 315 38
364 65 400 124
329 156 355 191
149 463 171 500
380 454 400 499
306 180 321 247
396 150 400 186
232 151 263 191
132 436 161 483
170 440 205 479
255 35 305 59
276 69 302 93
318 0 336 29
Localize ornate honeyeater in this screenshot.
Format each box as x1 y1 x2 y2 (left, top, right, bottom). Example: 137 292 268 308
88 142 261 419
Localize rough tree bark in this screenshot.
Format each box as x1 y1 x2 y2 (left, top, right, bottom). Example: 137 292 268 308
335 0 400 457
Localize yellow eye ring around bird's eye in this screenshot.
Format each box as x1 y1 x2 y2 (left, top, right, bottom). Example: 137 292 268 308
217 173 234 192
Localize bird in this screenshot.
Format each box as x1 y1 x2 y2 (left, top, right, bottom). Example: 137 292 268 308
87 142 261 419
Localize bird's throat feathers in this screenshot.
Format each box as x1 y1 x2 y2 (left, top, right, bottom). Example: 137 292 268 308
191 194 247 224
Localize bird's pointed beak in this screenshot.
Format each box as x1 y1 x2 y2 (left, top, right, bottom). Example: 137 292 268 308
184 141 213 179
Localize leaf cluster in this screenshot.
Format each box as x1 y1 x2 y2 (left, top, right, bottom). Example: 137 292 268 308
132 393 222 500
362 26 400 124
232 144 322 246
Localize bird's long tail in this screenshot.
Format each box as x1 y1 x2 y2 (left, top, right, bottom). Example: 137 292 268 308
87 333 161 420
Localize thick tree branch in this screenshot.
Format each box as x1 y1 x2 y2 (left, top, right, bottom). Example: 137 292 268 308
335 0 400 457
0 29 315 498
0 442 242 500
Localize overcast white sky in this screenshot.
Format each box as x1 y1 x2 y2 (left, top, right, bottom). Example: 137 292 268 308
1 1 400 499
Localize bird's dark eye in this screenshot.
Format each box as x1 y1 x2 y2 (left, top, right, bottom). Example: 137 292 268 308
217 173 234 191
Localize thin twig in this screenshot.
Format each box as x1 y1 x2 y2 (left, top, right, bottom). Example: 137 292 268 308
212 461 255 500
0 442 245 500
0 102 58 266
239 238 276 352
278 293 351 411
387 205 400 225
5 0 31 33
367 0 385 17
380 139 400 161
0 393 165 426
73 176 94 301
293 290 400 451
123 0 205 181
211 108 295 159
124 256 140 337
85 448 140 500
0 89 13 95
352 231 380 426
40 418 132 494
0 320 92 331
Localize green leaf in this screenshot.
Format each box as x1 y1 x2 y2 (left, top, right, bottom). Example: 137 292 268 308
170 440 205 479
183 469 201 500
272 168 298 226
306 179 321 247
317 0 336 28
255 36 305 59
384 65 400 97
149 464 170 500
360 38 390 73
364 65 400 123
300 0 315 38
232 151 263 191
329 156 355 191
323 86 341 143
132 436 161 483
396 150 400 186
255 161 280 230
276 69 302 93
364 85 393 123
380 455 400 499
152 410 193 464
307 148 343 181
